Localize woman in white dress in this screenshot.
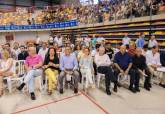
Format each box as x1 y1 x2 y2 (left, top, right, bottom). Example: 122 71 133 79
0 50 14 96
79 47 95 90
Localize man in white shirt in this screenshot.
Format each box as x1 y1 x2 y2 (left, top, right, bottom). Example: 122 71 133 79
38 42 48 60
148 35 158 48
91 44 100 57
36 36 41 45
94 46 117 95
122 34 131 46
54 35 63 47
146 46 161 76
84 36 91 47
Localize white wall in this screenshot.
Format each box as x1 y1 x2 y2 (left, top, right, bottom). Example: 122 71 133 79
0 31 50 45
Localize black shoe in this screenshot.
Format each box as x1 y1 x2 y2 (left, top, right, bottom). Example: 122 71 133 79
144 85 150 91
59 89 63 94
159 83 165 88
17 83 25 91
129 87 136 93
106 89 111 95
74 88 78 94
148 83 152 88
117 82 121 87
30 92 36 100
113 84 118 92
135 88 140 92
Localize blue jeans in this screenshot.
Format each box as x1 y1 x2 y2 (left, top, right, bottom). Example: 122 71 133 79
24 69 43 93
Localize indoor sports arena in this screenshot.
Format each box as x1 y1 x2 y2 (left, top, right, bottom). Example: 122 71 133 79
0 0 165 114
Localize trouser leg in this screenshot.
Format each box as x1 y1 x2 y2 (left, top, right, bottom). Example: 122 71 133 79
134 70 140 89
58 71 65 90
129 69 135 88
98 66 113 90
72 70 80 89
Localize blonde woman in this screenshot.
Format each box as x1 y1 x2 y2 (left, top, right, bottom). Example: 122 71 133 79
0 50 14 96
79 47 95 90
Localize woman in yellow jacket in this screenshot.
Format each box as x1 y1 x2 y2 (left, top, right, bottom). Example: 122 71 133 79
43 47 59 95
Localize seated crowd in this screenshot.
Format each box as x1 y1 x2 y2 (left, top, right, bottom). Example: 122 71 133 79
0 33 165 100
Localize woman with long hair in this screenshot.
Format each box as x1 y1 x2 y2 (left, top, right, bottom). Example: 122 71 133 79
43 47 59 95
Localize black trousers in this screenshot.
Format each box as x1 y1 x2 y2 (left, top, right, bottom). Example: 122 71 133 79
114 67 151 89
114 68 137 88
144 67 152 88
97 66 115 90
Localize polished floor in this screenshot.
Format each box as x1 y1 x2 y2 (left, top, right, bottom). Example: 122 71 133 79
0 84 165 114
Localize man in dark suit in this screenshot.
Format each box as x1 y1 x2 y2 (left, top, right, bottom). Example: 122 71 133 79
18 45 28 60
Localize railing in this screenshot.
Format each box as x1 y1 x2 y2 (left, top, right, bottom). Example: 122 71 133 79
0 20 78 31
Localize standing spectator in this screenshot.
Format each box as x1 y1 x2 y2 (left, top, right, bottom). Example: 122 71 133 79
54 34 63 47
122 34 131 46
128 41 136 57
4 43 17 60
105 43 114 60
13 42 20 59
77 45 86 61
74 44 81 57
91 35 97 49
27 19 31 25
136 33 145 48
32 18 35 24
36 36 41 45
38 42 48 60
148 35 158 49
18 45 28 60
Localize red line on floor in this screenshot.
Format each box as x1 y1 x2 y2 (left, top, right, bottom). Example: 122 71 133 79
11 93 81 114
81 91 110 114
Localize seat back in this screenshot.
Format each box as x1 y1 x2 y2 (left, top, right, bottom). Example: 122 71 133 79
13 60 25 77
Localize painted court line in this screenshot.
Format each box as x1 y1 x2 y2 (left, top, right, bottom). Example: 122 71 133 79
81 91 110 114
11 93 81 114
12 92 110 114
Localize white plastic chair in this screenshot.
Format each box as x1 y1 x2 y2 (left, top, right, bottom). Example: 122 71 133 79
81 68 95 89
4 60 25 93
96 73 105 88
